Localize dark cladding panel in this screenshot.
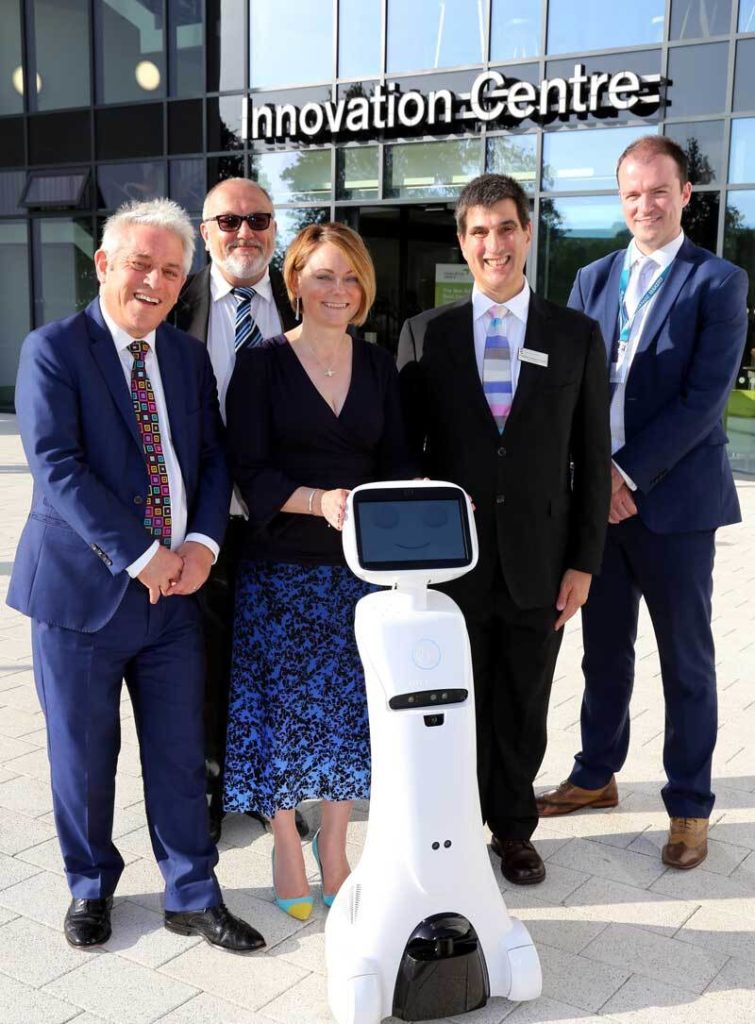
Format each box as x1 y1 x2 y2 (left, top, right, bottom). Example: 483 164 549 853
95 103 163 160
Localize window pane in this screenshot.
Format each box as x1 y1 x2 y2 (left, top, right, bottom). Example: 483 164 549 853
33 218 98 325
339 0 381 78
490 0 542 61
542 125 654 192
29 110 92 164
24 171 88 207
208 154 245 187
739 1 755 31
729 118 755 183
537 196 629 305
168 99 203 155
97 162 166 209
31 0 90 111
95 104 163 160
170 158 205 213
724 189 755 392
734 39 755 113
0 0 24 115
664 121 725 184
667 43 728 117
486 133 537 192
206 0 245 92
682 190 719 252
169 0 203 96
271 208 330 270
670 0 733 38
388 0 486 73
0 222 30 410
207 95 245 151
337 147 380 200
385 139 483 200
547 0 664 54
253 150 332 204
251 1 332 88
0 171 25 214
95 0 165 104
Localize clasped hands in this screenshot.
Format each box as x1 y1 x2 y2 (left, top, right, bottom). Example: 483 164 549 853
137 541 214 605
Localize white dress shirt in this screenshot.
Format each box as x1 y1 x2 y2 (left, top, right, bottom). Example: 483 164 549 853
206 262 284 517
206 262 284 420
611 231 685 458
472 280 531 390
100 301 219 577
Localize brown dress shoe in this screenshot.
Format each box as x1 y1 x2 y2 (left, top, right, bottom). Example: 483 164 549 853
490 836 546 885
536 776 618 817
661 817 708 870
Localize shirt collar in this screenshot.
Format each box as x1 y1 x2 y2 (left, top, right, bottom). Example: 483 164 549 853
472 279 531 324
628 230 685 271
210 261 273 304
99 296 157 354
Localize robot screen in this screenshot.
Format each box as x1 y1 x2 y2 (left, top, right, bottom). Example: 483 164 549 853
353 487 472 571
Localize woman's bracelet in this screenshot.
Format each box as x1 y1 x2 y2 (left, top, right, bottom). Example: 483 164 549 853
307 487 319 514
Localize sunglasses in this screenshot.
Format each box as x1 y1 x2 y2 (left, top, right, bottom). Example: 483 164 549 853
205 212 273 232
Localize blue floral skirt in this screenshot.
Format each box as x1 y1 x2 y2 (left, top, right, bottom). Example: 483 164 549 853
223 560 372 818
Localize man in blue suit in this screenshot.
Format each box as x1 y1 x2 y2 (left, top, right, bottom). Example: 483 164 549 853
537 136 748 870
8 199 265 951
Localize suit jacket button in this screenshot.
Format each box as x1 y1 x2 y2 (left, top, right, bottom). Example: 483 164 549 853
496 494 505 504
134 495 144 505
497 446 506 457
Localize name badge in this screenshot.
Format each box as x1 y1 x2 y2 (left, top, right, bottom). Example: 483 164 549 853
518 348 549 368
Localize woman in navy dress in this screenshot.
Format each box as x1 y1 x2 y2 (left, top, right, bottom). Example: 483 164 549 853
224 222 415 919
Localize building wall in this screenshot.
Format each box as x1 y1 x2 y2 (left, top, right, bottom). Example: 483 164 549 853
1 0 754 409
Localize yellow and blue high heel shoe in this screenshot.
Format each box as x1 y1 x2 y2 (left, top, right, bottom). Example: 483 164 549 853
271 848 313 921
311 828 337 908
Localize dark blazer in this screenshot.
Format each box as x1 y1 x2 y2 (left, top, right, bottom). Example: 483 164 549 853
173 264 297 342
569 237 747 533
398 291 611 611
8 299 231 633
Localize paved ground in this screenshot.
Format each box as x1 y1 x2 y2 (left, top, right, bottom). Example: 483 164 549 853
0 410 753 1024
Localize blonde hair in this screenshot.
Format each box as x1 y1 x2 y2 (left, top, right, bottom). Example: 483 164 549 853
283 222 376 327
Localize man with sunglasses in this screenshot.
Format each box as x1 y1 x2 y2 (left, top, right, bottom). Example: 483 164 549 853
174 178 298 842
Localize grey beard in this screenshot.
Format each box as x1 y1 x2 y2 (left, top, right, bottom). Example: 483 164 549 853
218 246 270 281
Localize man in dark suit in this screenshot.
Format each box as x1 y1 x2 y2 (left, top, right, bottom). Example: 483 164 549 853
537 136 748 871
398 174 611 884
8 199 265 952
173 178 301 842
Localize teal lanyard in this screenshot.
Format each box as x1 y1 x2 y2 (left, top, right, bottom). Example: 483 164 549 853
612 252 672 384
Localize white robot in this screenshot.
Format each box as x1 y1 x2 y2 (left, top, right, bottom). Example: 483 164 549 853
326 479 541 1024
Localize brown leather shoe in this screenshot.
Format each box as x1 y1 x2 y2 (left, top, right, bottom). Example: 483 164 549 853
536 776 618 817
661 817 708 870
490 836 546 885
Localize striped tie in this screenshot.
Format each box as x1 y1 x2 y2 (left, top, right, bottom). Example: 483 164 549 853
232 286 263 352
483 304 513 433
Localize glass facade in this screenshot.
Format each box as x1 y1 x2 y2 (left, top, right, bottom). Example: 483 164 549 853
1 0 754 410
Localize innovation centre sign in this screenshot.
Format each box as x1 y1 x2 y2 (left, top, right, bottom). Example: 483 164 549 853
247 65 667 143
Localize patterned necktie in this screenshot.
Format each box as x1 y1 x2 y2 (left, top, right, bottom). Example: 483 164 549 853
482 304 513 433
128 340 171 547
232 286 263 352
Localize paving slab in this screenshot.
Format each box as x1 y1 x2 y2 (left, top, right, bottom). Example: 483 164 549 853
0 972 81 1024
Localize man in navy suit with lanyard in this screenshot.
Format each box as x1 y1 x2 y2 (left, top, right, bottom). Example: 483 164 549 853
537 136 748 870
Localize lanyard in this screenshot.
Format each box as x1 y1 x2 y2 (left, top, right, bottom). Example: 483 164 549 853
611 252 672 384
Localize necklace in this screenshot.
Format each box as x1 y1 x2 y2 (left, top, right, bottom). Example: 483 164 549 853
301 337 346 377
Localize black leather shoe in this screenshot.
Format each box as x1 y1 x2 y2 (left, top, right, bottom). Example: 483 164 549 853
164 903 265 954
245 808 310 838
64 897 113 947
490 836 546 885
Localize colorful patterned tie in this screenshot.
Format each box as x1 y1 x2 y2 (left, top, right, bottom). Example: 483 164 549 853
128 340 171 547
232 286 263 352
482 305 513 433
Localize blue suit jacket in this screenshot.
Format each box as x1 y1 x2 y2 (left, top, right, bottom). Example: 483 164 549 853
8 299 232 632
568 238 747 533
